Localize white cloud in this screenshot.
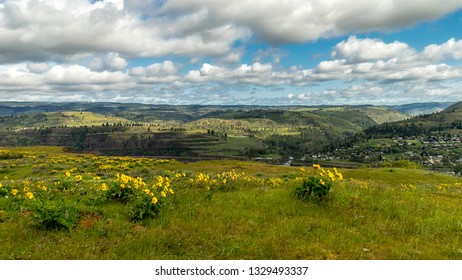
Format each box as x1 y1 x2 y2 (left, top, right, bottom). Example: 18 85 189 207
285 82 462 106
129 61 180 83
331 36 415 64
26 62 49 73
44 64 129 85
0 0 250 64
162 0 462 43
105 53 128 71
421 38 462 62
0 0 461 108
304 37 462 84
1 0 461 67
90 53 128 71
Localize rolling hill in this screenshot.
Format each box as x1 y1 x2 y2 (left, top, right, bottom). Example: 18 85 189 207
0 102 409 161
319 101 462 170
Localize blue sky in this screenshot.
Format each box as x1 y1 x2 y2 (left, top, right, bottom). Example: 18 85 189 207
1 0 462 105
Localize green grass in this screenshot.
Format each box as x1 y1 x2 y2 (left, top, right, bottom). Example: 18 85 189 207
1 111 132 131
1 146 462 259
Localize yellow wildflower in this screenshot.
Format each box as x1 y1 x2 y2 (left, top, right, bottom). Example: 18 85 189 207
75 175 83 182
151 196 158 204
161 191 167 197
333 167 343 180
101 183 108 191
144 189 151 195
319 179 326 186
169 188 174 194
26 192 34 200
328 170 335 182
11 189 18 196
65 171 71 177
313 164 321 169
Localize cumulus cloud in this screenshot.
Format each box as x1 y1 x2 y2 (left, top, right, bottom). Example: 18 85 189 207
26 62 50 73
305 37 462 83
1 0 461 67
286 81 462 106
331 36 415 64
3 35 462 105
0 62 131 96
421 38 462 62
44 64 129 85
0 0 250 64
162 0 462 43
1 0 462 108
129 60 180 84
90 53 128 71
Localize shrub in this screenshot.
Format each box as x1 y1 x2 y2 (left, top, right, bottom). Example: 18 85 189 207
129 195 164 221
295 164 343 201
104 173 174 221
32 198 78 231
296 175 332 200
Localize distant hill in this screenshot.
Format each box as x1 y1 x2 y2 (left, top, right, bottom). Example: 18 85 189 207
0 102 410 160
390 102 455 116
364 101 462 138
321 100 462 169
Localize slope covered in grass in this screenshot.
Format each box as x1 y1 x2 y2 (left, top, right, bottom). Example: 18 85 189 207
0 147 461 259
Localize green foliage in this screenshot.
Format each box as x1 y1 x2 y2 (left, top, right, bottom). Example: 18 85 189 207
296 176 332 200
296 165 343 201
380 159 421 169
129 195 163 222
106 182 135 204
2 147 462 259
0 151 25 160
31 198 78 231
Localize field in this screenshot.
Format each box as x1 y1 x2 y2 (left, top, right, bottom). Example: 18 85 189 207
1 146 462 260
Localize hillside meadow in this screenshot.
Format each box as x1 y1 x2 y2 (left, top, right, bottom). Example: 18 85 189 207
0 146 462 259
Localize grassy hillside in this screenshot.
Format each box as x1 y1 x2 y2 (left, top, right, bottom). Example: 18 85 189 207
0 102 409 160
318 101 462 168
0 111 132 130
362 101 462 137
391 102 454 116
1 146 462 259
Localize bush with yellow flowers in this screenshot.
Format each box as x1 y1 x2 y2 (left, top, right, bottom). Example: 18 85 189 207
0 176 78 231
129 175 175 221
189 170 256 192
104 173 174 221
295 164 343 200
